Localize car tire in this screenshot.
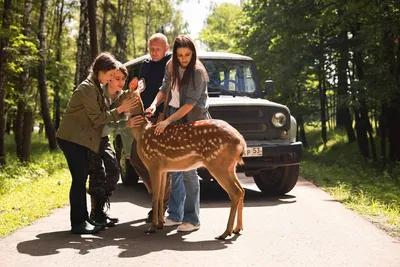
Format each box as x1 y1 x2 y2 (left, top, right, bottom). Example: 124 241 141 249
120 157 139 186
253 165 299 195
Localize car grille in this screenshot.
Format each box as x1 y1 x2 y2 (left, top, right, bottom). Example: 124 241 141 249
208 105 290 140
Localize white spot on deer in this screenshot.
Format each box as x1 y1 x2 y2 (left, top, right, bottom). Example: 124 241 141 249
203 129 208 134
218 138 222 143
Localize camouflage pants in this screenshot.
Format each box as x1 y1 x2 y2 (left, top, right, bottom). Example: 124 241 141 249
87 136 120 199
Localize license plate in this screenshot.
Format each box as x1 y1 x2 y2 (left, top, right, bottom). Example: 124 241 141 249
243 147 263 157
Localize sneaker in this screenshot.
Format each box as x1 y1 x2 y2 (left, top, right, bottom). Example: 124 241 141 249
177 223 200 232
164 218 182 227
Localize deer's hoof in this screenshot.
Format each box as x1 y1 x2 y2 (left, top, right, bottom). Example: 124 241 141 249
215 234 226 240
157 223 163 229
144 227 156 234
233 227 243 234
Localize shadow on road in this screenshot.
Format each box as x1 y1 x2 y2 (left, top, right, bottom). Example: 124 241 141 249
16 179 296 258
16 218 239 257
114 180 297 210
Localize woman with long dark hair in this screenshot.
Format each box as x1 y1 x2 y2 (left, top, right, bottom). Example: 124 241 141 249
146 35 210 232
57 53 136 234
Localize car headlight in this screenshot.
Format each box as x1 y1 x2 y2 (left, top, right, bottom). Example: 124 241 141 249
271 112 287 127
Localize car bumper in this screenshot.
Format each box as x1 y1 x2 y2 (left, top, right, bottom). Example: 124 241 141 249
238 141 302 176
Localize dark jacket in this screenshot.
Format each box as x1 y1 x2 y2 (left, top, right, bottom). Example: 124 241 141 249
139 53 172 114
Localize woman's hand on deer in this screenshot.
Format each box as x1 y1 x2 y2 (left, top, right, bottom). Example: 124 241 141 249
154 119 171 135
145 104 156 117
126 116 144 128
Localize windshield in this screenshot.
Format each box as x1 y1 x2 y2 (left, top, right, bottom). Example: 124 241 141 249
202 59 258 96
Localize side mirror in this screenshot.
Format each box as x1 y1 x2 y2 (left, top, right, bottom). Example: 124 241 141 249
264 80 274 96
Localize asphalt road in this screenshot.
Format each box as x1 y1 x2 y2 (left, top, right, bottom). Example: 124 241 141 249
1 176 399 267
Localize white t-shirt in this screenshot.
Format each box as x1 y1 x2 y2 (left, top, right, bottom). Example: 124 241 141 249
169 67 186 108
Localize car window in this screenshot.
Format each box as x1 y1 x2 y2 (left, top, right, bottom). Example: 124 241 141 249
202 59 257 94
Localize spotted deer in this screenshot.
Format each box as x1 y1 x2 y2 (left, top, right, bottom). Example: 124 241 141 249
126 86 246 240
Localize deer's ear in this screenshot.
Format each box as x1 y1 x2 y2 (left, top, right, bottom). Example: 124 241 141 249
137 78 146 93
129 77 138 92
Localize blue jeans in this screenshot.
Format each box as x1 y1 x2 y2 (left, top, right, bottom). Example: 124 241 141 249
166 105 200 226
167 170 200 226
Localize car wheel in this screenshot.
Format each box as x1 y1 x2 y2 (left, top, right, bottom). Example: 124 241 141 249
120 156 139 186
253 165 299 195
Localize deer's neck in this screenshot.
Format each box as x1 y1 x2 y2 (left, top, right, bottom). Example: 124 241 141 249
130 120 151 141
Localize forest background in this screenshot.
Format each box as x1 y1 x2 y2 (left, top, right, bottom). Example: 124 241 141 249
0 0 399 238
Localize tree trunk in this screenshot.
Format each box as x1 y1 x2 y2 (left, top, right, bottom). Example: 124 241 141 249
53 0 65 130
114 0 130 62
384 29 400 165
336 31 355 143
100 0 109 52
353 50 370 159
317 30 327 144
21 111 33 162
38 0 57 151
16 0 34 161
145 0 151 54
0 0 12 165
87 0 98 60
74 0 91 87
379 104 387 165
297 115 308 148
131 2 137 58
117 0 132 62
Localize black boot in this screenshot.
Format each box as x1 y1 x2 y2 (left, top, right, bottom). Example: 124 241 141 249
90 196 117 227
104 197 119 224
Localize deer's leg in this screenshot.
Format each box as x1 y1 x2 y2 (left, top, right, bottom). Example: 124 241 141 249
145 169 162 233
232 177 245 234
208 163 243 240
157 172 167 229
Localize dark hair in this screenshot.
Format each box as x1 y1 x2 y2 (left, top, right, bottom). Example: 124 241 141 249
116 61 128 78
90 52 117 76
170 35 208 91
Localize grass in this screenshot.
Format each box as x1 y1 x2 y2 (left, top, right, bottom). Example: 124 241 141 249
300 125 400 239
0 134 70 238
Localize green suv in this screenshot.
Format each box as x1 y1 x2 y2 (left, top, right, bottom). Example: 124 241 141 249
114 52 302 195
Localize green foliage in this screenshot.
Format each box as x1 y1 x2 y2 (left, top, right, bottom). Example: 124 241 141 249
301 125 400 237
198 3 242 52
0 133 70 237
